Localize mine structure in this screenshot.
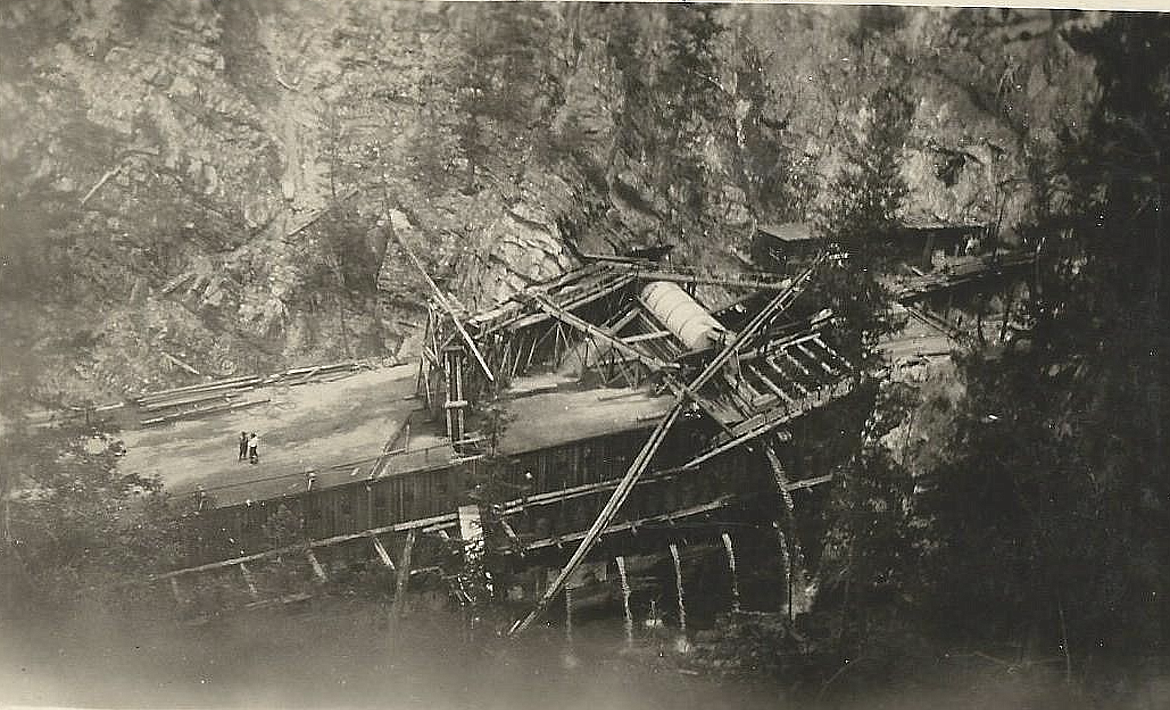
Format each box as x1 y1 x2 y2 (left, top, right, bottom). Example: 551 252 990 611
136 240 870 626
128 233 1034 632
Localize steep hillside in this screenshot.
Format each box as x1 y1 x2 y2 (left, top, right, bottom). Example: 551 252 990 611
0 1 1102 404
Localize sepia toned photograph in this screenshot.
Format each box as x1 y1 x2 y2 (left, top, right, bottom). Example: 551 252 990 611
1 1 1166 708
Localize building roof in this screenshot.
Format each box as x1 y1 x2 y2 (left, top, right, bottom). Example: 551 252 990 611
118 365 422 502
117 364 675 508
757 222 816 242
497 380 674 456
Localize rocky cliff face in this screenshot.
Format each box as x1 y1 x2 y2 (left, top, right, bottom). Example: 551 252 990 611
0 1 1103 403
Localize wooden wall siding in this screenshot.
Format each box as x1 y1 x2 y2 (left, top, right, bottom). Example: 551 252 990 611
499 444 757 543
179 422 768 566
185 464 466 563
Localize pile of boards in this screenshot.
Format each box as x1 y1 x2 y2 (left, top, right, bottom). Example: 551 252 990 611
135 360 376 427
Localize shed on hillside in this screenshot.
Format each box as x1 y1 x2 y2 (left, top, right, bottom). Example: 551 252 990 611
891 219 989 270
752 223 821 271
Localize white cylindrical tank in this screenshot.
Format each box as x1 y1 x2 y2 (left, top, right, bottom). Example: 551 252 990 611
640 281 731 351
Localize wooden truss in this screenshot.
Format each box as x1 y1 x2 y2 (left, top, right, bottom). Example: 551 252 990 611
509 253 832 635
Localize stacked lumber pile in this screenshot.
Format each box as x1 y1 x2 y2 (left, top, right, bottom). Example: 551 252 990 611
134 360 376 427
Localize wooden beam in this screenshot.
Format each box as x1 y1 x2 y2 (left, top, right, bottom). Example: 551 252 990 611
394 226 494 382
797 342 837 376
369 538 397 573
390 529 416 623
152 512 459 582
784 474 833 492
528 294 674 373
307 549 328 582
160 351 202 376
509 253 827 636
520 497 734 551
679 408 794 471
140 397 271 427
747 364 795 406
782 351 815 380
621 330 671 344
767 355 810 396
626 270 791 291
812 336 851 371
136 375 262 404
506 273 636 332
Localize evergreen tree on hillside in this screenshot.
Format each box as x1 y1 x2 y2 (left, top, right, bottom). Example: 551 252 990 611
815 80 915 360
917 13 1169 661
1 410 194 617
448 3 556 194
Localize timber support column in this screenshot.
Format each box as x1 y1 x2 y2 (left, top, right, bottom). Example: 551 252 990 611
443 345 468 450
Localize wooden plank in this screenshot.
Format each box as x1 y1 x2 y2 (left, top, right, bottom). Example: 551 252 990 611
678 409 795 471
136 375 262 403
307 549 328 582
160 352 202 376
797 342 837 376
782 350 815 380
141 390 234 412
528 294 673 373
784 474 833 492
767 355 810 396
140 397 270 427
371 534 396 570
747 365 795 405
621 330 671 344
604 307 641 335
812 337 851 371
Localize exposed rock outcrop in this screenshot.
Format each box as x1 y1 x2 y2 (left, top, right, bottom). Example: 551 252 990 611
0 2 1102 401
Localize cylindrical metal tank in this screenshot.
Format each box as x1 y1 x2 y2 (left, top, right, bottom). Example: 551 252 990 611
640 281 731 351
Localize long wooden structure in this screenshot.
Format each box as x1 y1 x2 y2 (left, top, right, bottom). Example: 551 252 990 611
139 251 866 626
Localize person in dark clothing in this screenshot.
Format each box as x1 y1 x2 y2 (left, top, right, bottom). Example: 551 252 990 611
238 432 248 462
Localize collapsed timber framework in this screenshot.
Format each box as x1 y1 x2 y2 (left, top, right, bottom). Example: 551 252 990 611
149 246 864 630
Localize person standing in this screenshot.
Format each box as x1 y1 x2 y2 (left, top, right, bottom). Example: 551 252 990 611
248 432 260 465
238 432 249 462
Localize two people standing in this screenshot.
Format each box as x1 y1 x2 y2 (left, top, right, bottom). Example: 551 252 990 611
238 431 260 464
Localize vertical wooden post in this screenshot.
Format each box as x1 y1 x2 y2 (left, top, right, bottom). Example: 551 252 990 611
390 530 416 625
564 586 573 646
371 534 396 570
774 523 794 622
617 555 634 647
670 543 686 633
721 532 741 612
